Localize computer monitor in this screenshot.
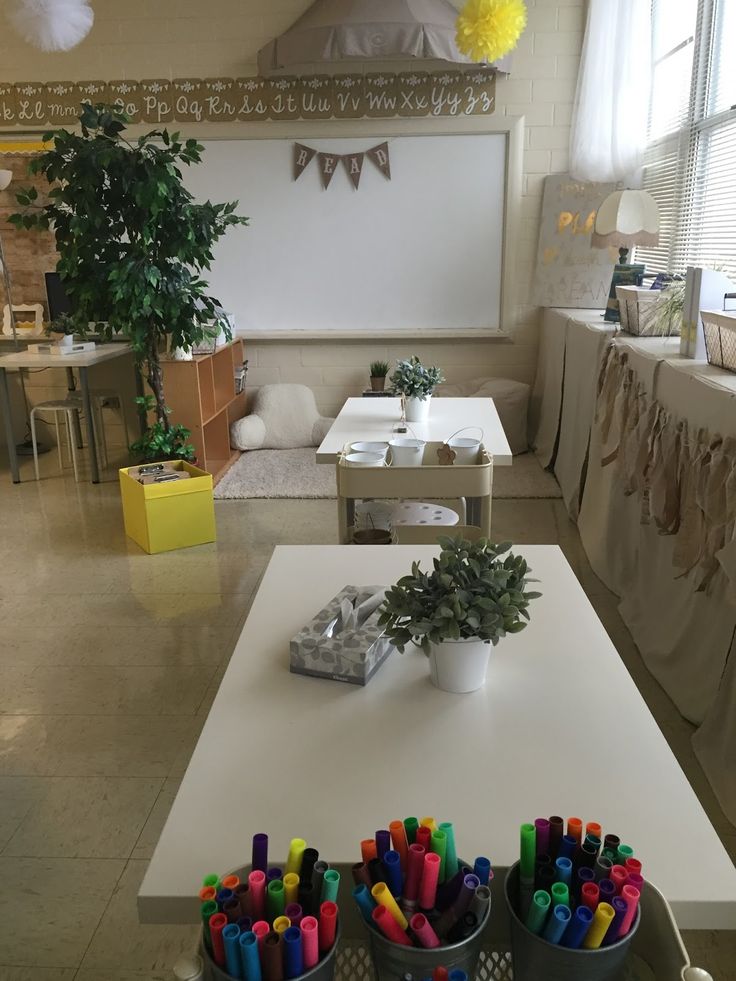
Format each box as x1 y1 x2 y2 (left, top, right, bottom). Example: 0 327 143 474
44 272 72 321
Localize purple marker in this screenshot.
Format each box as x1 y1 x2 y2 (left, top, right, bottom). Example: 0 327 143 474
285 902 303 927
603 896 628 946
252 833 268 873
237 916 253 932
599 878 617 905
575 866 595 900
534 818 550 857
267 867 283 882
376 829 391 861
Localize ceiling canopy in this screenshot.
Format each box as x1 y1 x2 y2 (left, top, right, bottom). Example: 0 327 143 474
258 0 512 74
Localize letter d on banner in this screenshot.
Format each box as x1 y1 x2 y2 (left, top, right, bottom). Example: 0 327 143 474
367 141 391 180
294 142 316 181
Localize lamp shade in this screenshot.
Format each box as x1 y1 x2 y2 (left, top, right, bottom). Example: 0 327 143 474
591 189 660 250
0 170 12 191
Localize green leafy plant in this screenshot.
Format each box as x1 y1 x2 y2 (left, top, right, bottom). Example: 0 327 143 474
391 355 444 400
370 360 390 378
10 102 248 457
378 536 541 652
129 396 195 462
45 313 77 337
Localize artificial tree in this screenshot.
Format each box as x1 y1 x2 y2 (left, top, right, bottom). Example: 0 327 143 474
10 102 248 460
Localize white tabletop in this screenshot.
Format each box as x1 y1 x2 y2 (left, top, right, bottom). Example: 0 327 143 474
316 397 513 465
0 342 132 369
138 545 736 928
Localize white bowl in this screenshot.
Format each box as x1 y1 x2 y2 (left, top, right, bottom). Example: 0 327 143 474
345 452 385 468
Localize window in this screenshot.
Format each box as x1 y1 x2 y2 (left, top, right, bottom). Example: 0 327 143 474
637 0 736 279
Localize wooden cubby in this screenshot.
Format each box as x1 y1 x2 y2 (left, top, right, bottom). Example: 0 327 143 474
161 339 246 484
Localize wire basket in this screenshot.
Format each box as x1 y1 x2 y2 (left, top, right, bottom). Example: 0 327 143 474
616 287 676 336
701 309 736 373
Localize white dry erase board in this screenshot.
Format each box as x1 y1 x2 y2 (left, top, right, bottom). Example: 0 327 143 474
182 121 519 338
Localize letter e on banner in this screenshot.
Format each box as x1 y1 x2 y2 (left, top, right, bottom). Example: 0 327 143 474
294 143 317 181
317 152 339 189
342 152 365 190
367 142 391 180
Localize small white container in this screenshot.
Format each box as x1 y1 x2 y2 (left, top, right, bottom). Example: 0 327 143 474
58 334 75 348
388 438 425 467
428 637 491 693
350 441 389 459
345 451 385 467
405 394 431 422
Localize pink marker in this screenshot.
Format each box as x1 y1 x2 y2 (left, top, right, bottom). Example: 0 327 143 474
418 852 441 911
248 870 266 919
302 915 320 968
626 872 644 894
610 865 628 894
372 904 412 945
410 912 440 948
252 919 270 949
618 884 640 937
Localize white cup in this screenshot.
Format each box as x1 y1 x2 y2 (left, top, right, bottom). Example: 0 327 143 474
447 436 481 465
345 452 385 467
388 438 425 467
350 441 389 459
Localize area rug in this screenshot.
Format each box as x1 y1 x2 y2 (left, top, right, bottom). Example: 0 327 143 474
214 448 562 500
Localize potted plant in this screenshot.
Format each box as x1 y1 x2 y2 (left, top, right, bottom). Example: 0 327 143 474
45 312 76 348
369 360 390 392
378 536 540 693
10 103 248 464
391 355 444 422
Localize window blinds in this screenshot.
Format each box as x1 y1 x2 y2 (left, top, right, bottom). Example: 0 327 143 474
636 0 736 279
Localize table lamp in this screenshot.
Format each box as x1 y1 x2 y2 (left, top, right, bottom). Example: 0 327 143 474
591 188 660 265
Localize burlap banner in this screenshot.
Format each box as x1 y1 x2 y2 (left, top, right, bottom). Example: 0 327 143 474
0 70 495 128
295 142 391 190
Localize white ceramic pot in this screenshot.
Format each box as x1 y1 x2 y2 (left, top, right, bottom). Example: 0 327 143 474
350 441 389 459
171 346 193 361
405 394 431 422
428 637 491 693
346 451 385 467
447 436 481 465
388 437 425 467
58 333 75 348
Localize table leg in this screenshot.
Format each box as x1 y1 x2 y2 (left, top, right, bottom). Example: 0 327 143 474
80 366 100 484
0 366 20 483
66 366 83 449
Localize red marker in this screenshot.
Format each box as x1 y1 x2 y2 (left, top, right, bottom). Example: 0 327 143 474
625 857 642 878
581 882 600 912
433 968 449 981
319 901 338 953
209 912 228 968
610 865 628 894
372 904 412 945
416 825 432 852
403 843 426 909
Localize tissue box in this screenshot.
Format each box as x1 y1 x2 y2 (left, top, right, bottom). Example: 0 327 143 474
290 585 394 685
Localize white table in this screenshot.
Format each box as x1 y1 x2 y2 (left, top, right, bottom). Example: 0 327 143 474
138 545 736 929
316 397 513 466
0 343 134 483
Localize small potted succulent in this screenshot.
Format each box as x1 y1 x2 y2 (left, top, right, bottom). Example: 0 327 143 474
391 355 444 422
46 312 78 348
369 360 390 392
378 536 540 693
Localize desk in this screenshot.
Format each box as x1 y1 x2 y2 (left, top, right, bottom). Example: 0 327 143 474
316 397 512 466
138 544 736 928
0 343 133 484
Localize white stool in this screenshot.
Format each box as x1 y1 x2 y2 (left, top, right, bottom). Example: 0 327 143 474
65 388 130 469
30 401 81 481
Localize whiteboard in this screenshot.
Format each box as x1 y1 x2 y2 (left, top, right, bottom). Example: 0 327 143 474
184 135 506 334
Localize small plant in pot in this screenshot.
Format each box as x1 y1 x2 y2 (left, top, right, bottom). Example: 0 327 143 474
378 536 541 693
391 355 444 422
369 360 390 392
45 312 78 348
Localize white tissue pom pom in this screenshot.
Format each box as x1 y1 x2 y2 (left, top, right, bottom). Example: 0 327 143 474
8 0 94 52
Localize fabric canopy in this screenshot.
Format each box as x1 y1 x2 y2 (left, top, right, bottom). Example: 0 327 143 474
258 0 512 73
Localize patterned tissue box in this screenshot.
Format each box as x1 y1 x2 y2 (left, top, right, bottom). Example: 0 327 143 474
290 585 394 685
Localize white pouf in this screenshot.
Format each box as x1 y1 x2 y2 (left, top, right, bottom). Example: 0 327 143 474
230 383 334 451
437 377 530 455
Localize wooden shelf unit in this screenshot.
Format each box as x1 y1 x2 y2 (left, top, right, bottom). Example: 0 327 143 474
162 340 246 484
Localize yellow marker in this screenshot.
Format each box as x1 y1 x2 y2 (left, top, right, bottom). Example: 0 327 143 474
419 817 438 833
583 902 615 949
285 837 307 875
273 916 291 934
371 881 408 930
284 872 300 906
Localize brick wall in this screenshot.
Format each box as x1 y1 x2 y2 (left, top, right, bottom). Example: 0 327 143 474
0 0 584 434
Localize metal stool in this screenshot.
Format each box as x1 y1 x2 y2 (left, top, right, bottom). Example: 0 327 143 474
30 401 81 481
65 388 130 469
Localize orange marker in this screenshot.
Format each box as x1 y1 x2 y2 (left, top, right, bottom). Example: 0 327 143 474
199 886 217 903
567 817 583 845
361 838 378 864
221 874 240 891
585 822 602 840
389 819 409 872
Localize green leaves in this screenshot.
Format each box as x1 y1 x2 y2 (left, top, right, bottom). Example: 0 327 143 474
391 356 445 399
378 536 541 653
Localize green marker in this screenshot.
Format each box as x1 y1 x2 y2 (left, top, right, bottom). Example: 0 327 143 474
439 822 459 879
550 881 569 908
404 817 419 845
603 848 617 863
202 874 220 889
617 844 634 864
430 829 448 883
520 823 536 881
321 869 340 904
266 879 286 920
525 889 551 935
201 899 218 949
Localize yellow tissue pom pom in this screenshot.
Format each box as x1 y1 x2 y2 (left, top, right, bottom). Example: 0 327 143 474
456 0 528 63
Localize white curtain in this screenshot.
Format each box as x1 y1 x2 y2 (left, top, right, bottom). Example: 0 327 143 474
569 0 652 183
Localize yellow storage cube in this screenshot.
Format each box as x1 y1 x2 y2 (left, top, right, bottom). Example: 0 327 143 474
119 461 216 554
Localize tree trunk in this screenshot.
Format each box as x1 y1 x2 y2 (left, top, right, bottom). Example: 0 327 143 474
146 336 169 432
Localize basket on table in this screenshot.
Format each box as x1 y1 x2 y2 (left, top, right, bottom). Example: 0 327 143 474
615 286 674 336
701 309 736 373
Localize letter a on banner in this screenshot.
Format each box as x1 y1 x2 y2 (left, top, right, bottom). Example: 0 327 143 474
294 142 316 180
317 152 339 189
342 151 365 190
367 142 391 180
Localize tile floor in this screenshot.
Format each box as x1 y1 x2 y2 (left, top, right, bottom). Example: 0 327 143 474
0 450 734 980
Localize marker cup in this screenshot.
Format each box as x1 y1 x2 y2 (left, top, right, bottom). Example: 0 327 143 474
505 863 640 981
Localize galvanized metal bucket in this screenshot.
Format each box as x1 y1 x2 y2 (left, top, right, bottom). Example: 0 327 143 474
201 923 340 981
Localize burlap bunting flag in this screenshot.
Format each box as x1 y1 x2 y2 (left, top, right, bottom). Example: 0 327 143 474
293 142 391 189
317 152 340 189
342 151 365 189
367 142 391 180
294 143 317 181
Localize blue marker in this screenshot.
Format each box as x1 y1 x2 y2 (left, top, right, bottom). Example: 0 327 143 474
473 856 492 886
239 931 262 981
557 834 577 861
383 849 403 897
554 856 572 887
223 923 242 978
216 887 234 907
561 905 593 949
283 925 304 978
353 883 377 925
542 904 571 945
449 972 469 981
